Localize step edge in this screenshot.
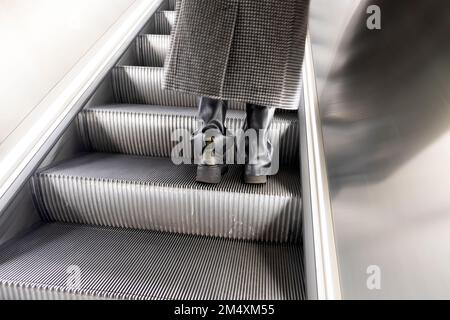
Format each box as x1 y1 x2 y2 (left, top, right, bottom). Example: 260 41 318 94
36 170 302 197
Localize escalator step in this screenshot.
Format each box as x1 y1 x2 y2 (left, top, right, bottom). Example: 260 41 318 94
0 223 305 300
79 105 300 166
136 34 171 67
112 66 246 110
154 10 175 35
33 154 302 243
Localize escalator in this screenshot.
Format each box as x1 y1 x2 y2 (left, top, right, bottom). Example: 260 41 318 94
0 0 306 300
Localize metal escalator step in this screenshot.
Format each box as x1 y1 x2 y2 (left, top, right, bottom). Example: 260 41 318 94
79 105 299 166
112 66 246 110
33 154 302 243
0 223 305 300
154 10 175 35
136 34 171 67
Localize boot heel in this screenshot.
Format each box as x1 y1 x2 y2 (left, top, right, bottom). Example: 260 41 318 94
244 175 268 184
196 165 227 184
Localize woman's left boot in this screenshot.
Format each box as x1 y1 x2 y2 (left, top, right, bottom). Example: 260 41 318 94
244 104 276 184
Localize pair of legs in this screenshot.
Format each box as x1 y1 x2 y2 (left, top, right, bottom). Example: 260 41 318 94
194 97 276 184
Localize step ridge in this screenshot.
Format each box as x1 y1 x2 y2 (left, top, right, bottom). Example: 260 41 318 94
33 154 302 243
0 223 305 300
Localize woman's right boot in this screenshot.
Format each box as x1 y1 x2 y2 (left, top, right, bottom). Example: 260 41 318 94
244 104 276 184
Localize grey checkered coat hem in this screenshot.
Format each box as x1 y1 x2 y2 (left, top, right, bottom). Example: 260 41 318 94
162 0 310 110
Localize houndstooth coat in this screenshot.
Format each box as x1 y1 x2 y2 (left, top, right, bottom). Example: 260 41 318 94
162 0 309 110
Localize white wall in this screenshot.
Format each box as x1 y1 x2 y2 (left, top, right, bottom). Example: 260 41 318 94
0 0 136 143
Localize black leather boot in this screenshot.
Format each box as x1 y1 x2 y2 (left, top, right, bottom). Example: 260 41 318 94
194 97 229 184
244 104 276 184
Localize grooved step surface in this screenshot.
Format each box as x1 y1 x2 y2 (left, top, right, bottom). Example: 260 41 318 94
79 105 299 166
0 223 305 300
112 66 246 110
33 154 302 243
154 10 175 35
167 0 178 11
136 35 171 67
